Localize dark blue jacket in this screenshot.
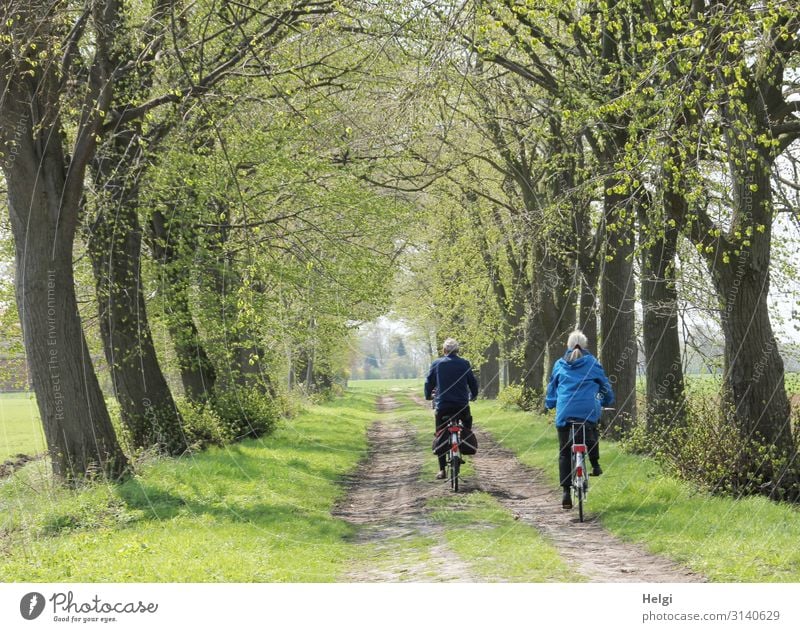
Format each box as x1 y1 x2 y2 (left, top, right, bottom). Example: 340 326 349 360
545 350 614 428
424 353 479 410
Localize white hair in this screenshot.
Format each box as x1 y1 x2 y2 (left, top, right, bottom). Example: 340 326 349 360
442 338 459 354
567 330 588 362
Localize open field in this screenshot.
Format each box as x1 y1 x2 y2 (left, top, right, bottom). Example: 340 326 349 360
0 392 45 462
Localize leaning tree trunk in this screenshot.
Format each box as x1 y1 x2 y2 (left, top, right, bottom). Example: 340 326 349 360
713 248 794 490
2 127 128 481
711 161 794 492
88 200 187 455
600 186 638 438
639 192 686 432
541 253 577 380
89 129 186 455
478 340 500 399
151 210 217 402
163 274 217 402
210 266 274 394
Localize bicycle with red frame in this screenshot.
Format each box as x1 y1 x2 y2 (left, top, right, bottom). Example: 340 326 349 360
568 420 590 522
443 415 464 492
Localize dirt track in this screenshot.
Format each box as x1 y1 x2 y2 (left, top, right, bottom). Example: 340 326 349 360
333 396 476 581
335 394 704 582
470 429 703 582
0 453 43 479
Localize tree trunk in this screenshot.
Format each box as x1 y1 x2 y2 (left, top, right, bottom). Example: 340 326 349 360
313 369 333 391
541 253 578 380
150 209 217 402
288 349 296 389
639 193 686 431
505 353 524 386
716 266 790 449
230 341 272 393
502 300 526 387
600 186 638 438
578 263 600 353
162 276 217 401
521 311 546 406
478 340 500 399
713 252 794 487
3 126 127 481
711 160 794 487
573 195 600 352
203 219 273 395
89 132 186 455
304 349 315 390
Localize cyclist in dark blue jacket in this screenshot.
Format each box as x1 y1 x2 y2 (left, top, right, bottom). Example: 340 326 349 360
424 338 479 479
545 329 614 508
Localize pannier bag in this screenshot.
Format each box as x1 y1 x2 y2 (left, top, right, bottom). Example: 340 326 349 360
460 428 478 455
432 427 478 456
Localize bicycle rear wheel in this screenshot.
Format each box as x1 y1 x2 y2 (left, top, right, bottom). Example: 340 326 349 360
450 455 460 492
572 452 585 522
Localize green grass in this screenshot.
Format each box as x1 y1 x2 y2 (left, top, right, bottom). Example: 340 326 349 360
5 377 798 582
464 394 800 582
0 392 45 461
0 391 377 582
428 492 583 582
364 379 800 582
1 383 577 583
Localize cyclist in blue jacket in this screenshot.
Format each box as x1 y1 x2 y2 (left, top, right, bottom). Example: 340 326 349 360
545 330 614 509
424 338 479 479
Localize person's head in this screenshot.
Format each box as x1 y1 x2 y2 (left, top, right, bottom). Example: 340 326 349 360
566 329 588 362
442 338 460 355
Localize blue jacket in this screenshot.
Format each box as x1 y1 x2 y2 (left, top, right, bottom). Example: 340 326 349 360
545 350 614 428
424 353 479 410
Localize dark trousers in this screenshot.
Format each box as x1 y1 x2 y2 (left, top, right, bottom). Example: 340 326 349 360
435 405 473 470
558 423 600 488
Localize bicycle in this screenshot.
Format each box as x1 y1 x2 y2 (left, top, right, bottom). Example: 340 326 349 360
568 420 590 522
441 414 463 492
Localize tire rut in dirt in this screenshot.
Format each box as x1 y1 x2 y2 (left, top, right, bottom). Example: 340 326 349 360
471 429 705 583
334 396 475 582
